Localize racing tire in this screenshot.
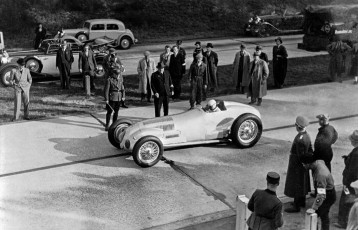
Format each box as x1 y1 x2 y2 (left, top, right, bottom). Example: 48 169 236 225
119 36 132 50
75 32 88 42
0 64 18 87
132 136 163 168
108 119 133 149
231 114 262 148
25 57 42 73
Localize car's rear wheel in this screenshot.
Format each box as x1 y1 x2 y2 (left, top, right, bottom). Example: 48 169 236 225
25 58 42 73
231 114 262 148
119 36 132 49
108 119 133 149
76 32 88 42
132 136 163 168
0 64 18 87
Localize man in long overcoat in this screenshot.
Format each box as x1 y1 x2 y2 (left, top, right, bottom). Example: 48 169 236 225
233 44 251 94
334 130 358 229
56 40 74 89
188 53 207 109
272 37 288 88
137 51 155 102
204 43 218 91
247 52 269 106
284 116 312 213
78 44 97 92
169 45 185 100
327 37 351 82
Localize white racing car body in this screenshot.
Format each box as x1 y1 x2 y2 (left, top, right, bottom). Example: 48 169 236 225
108 101 263 168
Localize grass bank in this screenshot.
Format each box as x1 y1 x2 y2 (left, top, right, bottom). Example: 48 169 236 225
0 54 352 124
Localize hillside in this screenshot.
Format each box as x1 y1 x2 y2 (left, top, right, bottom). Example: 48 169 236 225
0 0 333 48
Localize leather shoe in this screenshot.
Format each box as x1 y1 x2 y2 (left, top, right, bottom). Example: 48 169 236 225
284 206 300 213
24 117 30 120
248 101 256 105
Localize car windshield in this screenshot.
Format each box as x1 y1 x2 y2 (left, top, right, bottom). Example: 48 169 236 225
83 22 90 29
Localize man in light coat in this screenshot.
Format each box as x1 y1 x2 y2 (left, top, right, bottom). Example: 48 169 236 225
247 52 269 106
233 44 251 94
137 51 155 102
10 58 32 121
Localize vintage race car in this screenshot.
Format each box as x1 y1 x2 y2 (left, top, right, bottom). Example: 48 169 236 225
107 101 263 168
0 36 115 87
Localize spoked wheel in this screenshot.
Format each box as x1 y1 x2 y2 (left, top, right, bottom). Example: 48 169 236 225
0 64 18 87
132 136 163 168
108 119 132 149
231 114 262 148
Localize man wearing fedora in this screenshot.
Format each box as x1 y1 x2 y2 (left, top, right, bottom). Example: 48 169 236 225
313 114 338 172
204 43 219 91
334 130 358 229
9 58 32 121
56 40 74 89
247 172 284 230
151 62 174 117
255 45 269 64
284 116 312 213
233 44 251 94
272 37 288 88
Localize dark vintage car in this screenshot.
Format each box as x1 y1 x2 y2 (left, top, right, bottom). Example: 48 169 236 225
298 4 358 51
0 36 116 87
244 11 304 37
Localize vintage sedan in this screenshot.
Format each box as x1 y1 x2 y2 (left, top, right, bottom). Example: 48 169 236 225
0 36 114 87
108 101 263 168
62 19 137 49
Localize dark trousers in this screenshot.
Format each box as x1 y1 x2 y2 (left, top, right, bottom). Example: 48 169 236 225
273 58 287 87
172 76 182 99
105 101 120 127
294 196 306 208
338 186 356 227
82 70 96 90
154 95 169 117
59 65 70 89
317 188 336 230
190 78 203 107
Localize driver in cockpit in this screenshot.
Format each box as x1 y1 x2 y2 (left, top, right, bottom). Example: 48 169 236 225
205 99 221 113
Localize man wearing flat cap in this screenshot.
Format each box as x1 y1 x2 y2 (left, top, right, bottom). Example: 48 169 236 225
334 130 358 228
247 172 283 230
151 62 174 117
188 52 207 109
137 51 155 102
9 58 32 121
233 43 251 94
272 37 288 88
193 41 204 59
313 114 338 172
302 153 336 230
284 116 313 213
204 43 219 91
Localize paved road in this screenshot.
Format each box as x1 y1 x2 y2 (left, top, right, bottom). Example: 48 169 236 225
1 79 358 229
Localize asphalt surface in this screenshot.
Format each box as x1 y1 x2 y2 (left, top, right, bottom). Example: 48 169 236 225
1 79 358 229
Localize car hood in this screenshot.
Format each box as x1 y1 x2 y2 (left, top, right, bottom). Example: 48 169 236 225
64 28 86 34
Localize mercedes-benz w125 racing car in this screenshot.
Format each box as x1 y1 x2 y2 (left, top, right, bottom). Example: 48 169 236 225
108 101 263 168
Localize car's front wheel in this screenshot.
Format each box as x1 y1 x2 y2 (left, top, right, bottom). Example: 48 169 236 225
76 32 88 42
132 136 163 168
0 64 18 87
119 36 132 49
108 119 133 149
231 114 262 148
25 58 42 73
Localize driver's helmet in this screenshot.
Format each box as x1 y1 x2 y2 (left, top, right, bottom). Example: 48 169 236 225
207 99 217 110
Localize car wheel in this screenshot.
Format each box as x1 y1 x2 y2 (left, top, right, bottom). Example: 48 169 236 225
231 114 262 148
132 136 163 168
0 64 18 87
95 58 106 78
76 33 88 42
108 119 133 149
25 58 42 73
119 36 132 50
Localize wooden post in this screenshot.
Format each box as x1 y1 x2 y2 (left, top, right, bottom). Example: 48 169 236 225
305 210 318 230
236 195 250 230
